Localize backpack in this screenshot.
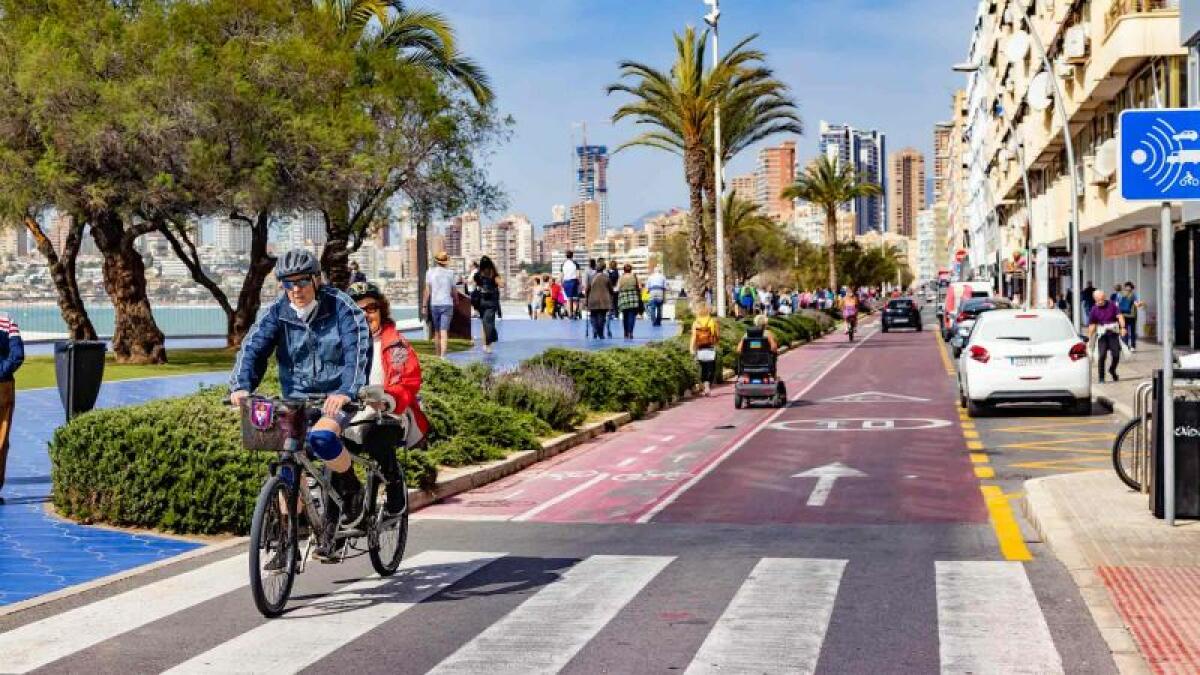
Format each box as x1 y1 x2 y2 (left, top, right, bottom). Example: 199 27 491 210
694 318 717 348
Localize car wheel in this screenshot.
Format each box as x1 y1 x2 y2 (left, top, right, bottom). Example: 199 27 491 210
734 394 743 409
967 399 987 418
952 346 961 359
882 324 889 333
942 330 951 343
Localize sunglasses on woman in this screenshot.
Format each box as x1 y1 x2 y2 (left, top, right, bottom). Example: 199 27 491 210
281 278 314 290
359 303 381 314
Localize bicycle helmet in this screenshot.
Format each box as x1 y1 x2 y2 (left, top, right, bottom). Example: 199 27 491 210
348 281 383 301
275 248 321 280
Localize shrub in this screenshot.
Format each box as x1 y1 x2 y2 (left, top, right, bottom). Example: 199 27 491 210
486 363 583 431
526 342 698 417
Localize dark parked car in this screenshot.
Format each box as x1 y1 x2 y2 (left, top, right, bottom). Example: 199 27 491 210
882 298 921 332
949 297 1015 358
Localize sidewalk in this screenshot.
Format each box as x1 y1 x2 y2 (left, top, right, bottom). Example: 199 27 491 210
446 315 679 369
1024 471 1200 674
1093 339 1192 419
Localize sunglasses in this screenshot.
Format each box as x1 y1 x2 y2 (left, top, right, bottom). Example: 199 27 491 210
360 303 381 314
282 278 314 290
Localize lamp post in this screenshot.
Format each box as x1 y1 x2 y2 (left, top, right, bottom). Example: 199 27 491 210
704 0 726 317
1008 0 1082 330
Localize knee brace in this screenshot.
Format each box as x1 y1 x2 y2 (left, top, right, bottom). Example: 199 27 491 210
307 429 343 461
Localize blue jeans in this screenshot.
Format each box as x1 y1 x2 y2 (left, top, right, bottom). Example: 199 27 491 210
622 309 638 338
430 304 453 331
648 299 663 326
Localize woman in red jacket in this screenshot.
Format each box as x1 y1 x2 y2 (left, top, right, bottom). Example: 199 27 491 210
347 282 429 513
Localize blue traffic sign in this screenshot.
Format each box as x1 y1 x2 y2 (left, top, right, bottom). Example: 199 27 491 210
1120 108 1200 201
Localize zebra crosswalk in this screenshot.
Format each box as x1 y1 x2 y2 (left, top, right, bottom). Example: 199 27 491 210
0 550 1066 674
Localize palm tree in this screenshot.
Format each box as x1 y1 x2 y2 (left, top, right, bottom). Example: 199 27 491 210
313 0 494 105
782 154 881 291
720 194 788 283
608 27 800 302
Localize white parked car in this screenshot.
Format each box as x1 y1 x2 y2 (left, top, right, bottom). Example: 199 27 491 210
957 309 1090 417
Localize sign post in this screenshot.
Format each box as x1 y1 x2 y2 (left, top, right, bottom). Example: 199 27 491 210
1118 109 1200 526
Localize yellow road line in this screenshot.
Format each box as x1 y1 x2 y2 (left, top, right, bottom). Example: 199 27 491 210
962 430 979 440
966 440 984 450
970 453 989 463
960 421 976 430
974 466 995 478
935 330 955 375
981 485 1032 561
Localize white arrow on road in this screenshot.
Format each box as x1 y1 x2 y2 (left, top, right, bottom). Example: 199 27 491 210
792 462 868 506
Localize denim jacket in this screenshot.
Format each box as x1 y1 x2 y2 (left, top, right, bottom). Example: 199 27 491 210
230 286 370 400
0 313 23 383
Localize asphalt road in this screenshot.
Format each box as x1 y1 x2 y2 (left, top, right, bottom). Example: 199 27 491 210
0 310 1120 674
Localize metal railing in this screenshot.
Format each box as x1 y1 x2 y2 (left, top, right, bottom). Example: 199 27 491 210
1130 381 1154 493
1105 0 1181 37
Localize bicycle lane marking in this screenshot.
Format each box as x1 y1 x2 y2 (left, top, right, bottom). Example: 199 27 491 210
632 325 879 524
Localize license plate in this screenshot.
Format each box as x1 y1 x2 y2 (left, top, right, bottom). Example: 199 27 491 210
1010 356 1049 366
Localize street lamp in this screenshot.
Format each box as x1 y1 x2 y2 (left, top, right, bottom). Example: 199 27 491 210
703 0 726 317
1005 0 1083 330
953 60 1037 309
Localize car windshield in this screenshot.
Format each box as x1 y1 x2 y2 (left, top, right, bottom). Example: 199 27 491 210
888 300 912 309
974 314 1076 344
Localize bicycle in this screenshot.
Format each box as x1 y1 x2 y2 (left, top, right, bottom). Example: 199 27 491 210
1112 413 1150 491
237 388 409 618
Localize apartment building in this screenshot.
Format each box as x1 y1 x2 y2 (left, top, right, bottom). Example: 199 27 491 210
959 0 1185 340
729 174 757 204
755 141 797 223
819 122 887 235
887 148 926 238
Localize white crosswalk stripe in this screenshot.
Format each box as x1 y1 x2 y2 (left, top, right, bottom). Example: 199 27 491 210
685 558 846 675
426 554 674 674
936 560 1064 674
165 550 503 674
0 553 248 674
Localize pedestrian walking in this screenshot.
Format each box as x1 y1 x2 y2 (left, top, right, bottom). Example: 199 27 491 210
691 303 720 397
606 260 619 337
1087 289 1126 383
561 250 581 320
0 312 22 504
473 255 503 354
422 251 457 357
586 262 613 339
616 263 642 340
548 277 562 318
1116 282 1143 351
528 277 541 319
646 265 667 326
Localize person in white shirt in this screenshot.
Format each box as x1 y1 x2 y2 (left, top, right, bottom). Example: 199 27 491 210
561 251 581 320
422 251 458 357
646 266 667 327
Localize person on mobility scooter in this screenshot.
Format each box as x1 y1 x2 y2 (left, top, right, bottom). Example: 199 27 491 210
733 315 786 409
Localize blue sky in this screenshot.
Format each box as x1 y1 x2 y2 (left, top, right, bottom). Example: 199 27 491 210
439 0 978 228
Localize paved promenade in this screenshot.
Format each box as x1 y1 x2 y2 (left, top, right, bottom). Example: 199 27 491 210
446 315 679 369
0 373 228 606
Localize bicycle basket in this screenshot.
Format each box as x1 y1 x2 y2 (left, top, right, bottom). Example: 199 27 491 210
239 397 305 452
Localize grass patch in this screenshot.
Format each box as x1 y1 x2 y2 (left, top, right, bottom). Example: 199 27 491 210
16 338 470 390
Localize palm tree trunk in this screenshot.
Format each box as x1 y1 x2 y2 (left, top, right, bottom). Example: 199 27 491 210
685 146 711 302
90 211 166 364
825 208 838 291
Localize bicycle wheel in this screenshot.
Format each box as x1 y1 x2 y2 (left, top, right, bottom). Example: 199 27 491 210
1112 415 1150 492
249 474 298 617
368 483 408 576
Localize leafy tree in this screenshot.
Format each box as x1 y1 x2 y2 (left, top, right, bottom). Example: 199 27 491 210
719 194 792 284
782 154 881 292
609 27 799 304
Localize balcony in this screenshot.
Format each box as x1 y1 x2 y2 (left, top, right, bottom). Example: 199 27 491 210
1104 0 1180 38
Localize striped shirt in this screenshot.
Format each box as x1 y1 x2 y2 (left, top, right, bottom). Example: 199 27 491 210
0 314 19 338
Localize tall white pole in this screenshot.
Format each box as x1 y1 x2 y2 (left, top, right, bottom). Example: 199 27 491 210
1161 201 1175 525
1022 14 1081 331
710 5 726 317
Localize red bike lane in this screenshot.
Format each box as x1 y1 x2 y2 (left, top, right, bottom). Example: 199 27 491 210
416 323 865 524
650 327 988 525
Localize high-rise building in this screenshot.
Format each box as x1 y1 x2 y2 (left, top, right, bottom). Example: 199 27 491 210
644 209 689 251
730 174 756 204
47 211 72 254
569 201 601 250
509 214 535 265
483 219 517 280
933 124 952 205
459 211 482 263
0 227 26 258
819 121 887 235
755 141 797 222
543 221 571 256
887 148 925 238
576 145 609 234
214 216 253 254
551 204 567 223
443 217 462 257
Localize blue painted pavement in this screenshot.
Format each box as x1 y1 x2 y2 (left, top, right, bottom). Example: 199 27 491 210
447 315 680 369
0 373 228 606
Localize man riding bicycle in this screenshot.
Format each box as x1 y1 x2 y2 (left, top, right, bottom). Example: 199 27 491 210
230 249 370 560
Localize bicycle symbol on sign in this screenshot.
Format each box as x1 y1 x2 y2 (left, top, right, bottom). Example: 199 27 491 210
1181 172 1200 188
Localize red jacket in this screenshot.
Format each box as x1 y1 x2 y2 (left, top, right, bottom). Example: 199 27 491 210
377 321 429 435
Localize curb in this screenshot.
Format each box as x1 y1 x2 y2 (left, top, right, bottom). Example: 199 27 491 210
1096 394 1128 418
1021 476 1150 675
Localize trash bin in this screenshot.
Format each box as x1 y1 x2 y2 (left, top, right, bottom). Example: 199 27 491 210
1152 368 1200 519
54 340 107 421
